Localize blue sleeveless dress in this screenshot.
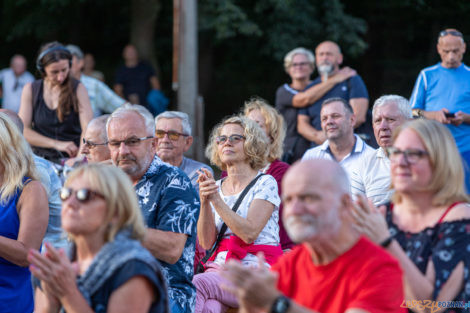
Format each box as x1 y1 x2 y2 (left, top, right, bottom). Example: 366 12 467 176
0 178 33 313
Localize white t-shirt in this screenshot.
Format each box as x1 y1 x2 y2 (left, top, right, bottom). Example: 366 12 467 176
212 173 280 266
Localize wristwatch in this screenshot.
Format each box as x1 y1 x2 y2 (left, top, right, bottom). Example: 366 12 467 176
413 109 424 118
271 295 291 313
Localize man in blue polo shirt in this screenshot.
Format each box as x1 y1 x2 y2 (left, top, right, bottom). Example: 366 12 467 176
410 28 470 192
297 41 369 148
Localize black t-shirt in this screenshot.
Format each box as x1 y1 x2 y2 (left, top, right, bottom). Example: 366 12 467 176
115 61 156 106
89 259 167 313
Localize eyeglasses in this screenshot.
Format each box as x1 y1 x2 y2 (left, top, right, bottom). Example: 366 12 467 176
439 30 463 38
386 147 429 164
291 62 310 68
60 187 104 203
83 138 107 149
108 136 153 148
155 130 188 141
216 134 245 145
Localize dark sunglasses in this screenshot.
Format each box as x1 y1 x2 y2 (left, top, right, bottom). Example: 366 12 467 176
216 134 245 145
155 130 188 141
60 187 105 203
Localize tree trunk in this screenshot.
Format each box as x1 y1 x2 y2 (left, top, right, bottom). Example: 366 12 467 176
130 0 161 72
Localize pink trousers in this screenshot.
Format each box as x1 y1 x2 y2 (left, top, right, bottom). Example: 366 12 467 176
193 264 238 313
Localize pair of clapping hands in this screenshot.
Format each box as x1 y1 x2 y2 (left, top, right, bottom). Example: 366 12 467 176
196 168 219 202
28 243 80 308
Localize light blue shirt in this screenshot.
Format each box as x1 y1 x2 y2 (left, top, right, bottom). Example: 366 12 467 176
33 155 68 250
179 157 213 193
80 74 125 116
0 68 34 112
410 63 470 152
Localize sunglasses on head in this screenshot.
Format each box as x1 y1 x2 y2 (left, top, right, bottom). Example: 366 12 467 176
60 187 104 203
439 30 463 38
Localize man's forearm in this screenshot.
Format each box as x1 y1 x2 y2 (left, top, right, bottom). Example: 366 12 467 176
143 228 187 264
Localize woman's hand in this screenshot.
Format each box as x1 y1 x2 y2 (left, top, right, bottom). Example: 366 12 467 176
351 194 390 244
28 243 80 300
197 168 219 202
54 140 79 157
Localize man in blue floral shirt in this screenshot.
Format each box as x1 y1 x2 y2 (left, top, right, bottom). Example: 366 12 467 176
107 104 200 313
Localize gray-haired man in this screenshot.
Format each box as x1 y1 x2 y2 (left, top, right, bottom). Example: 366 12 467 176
155 111 213 192
350 95 412 205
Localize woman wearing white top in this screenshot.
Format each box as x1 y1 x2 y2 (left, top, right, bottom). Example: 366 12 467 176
194 115 281 313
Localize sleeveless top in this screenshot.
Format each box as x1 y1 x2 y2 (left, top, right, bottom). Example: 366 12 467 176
0 178 34 313
31 79 82 163
386 202 470 311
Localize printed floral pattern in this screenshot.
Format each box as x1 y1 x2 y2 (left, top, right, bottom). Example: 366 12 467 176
136 156 200 312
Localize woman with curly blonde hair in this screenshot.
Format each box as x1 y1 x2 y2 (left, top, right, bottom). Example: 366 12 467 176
194 115 282 313
243 97 293 250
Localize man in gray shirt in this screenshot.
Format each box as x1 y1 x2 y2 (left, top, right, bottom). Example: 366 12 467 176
155 111 213 191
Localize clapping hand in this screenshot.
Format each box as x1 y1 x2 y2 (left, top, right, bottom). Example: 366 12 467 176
196 168 219 203
28 243 80 302
351 194 390 244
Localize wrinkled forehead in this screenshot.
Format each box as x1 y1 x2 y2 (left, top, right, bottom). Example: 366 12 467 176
156 117 183 132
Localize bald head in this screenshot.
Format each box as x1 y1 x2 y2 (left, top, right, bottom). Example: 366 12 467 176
315 41 343 75
0 109 24 133
284 159 349 195
437 28 466 68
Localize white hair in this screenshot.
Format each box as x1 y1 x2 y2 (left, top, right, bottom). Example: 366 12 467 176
372 95 412 119
155 111 192 136
107 104 155 136
283 47 315 72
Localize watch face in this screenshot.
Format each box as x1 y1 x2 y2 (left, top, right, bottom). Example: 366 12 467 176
272 296 290 313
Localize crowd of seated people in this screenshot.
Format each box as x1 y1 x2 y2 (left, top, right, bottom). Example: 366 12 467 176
0 29 469 313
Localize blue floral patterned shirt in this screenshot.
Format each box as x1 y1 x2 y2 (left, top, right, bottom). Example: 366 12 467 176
135 155 199 312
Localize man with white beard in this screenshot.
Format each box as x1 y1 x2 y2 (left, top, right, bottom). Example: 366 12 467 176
297 41 369 148
223 159 405 313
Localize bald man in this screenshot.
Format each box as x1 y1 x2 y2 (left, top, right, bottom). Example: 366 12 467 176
297 41 369 148
410 28 470 192
224 159 405 313
0 55 34 112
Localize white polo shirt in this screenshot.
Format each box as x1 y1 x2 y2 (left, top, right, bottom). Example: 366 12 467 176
350 147 394 206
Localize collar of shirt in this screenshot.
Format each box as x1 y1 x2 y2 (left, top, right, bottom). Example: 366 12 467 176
321 134 364 160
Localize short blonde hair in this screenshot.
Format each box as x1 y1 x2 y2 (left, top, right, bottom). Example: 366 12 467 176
391 119 469 206
0 113 38 202
65 164 146 242
243 97 286 162
206 115 269 171
283 47 315 73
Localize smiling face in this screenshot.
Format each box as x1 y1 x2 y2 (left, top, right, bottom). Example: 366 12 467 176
373 102 407 148
107 112 155 183
44 59 70 86
287 53 314 81
61 175 108 239
155 117 192 166
320 101 354 141
217 123 247 166
391 128 432 194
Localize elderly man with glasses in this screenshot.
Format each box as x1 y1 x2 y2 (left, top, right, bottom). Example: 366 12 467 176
107 104 200 313
410 28 470 192
155 111 213 192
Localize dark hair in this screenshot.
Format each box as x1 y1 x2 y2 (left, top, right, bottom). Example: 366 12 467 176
321 97 354 115
36 41 78 122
